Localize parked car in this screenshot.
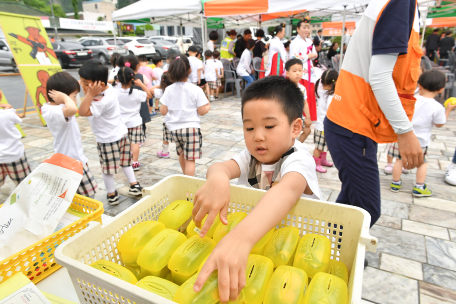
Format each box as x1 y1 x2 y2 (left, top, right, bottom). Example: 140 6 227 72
79 37 128 65
163 36 193 53
0 38 18 72
51 41 93 68
118 37 156 58
149 39 180 59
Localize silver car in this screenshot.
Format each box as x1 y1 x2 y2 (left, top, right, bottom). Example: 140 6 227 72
79 37 128 65
0 38 18 72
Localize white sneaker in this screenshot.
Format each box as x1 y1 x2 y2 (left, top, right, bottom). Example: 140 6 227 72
445 162 456 186
209 95 215 101
384 164 393 175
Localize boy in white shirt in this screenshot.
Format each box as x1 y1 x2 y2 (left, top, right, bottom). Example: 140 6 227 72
390 70 456 196
152 57 164 113
191 76 321 302
213 50 224 100
78 60 143 205
187 46 203 85
42 72 98 198
0 103 31 190
204 50 218 101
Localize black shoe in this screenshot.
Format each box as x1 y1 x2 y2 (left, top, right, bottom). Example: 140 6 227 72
364 258 368 269
107 190 120 206
214 96 219 100
129 183 143 196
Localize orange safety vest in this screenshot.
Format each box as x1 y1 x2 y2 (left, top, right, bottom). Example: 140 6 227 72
326 0 423 144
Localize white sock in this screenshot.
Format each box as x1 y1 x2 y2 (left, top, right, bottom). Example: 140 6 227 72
122 166 137 184
163 144 169 154
102 173 115 193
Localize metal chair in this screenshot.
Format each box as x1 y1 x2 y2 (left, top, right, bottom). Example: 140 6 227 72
231 57 240 70
445 73 455 99
222 60 242 98
435 50 450 67
331 55 340 72
422 56 432 71
252 57 265 79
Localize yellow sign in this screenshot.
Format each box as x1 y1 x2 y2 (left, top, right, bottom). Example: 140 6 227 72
0 12 62 126
0 89 25 137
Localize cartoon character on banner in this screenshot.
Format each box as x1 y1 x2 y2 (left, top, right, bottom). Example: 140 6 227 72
8 18 56 65
35 70 50 111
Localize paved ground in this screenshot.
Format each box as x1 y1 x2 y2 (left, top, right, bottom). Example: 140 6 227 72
1 94 456 304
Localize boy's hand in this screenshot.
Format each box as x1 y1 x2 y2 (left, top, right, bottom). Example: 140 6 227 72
194 234 249 302
48 90 67 104
86 81 104 98
193 179 230 237
447 102 456 112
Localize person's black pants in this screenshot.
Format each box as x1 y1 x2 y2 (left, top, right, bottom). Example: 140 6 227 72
324 117 381 227
426 49 435 61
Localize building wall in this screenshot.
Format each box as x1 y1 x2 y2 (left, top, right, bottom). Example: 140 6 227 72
82 1 115 21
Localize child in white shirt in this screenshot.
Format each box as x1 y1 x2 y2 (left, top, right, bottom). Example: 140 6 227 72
213 50 224 100
113 66 151 171
154 73 174 159
204 50 218 101
196 51 208 94
390 70 456 196
160 55 211 176
152 57 164 113
191 77 321 302
78 60 143 205
187 46 203 85
313 69 339 173
0 102 31 189
42 72 98 198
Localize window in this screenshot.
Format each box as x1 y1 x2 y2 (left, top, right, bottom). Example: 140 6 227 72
312 30 317 34
120 39 132 43
0 40 6 47
81 40 92 46
177 27 181 35
160 27 165 35
98 40 103 45
106 39 124 45
167 26 174 36
184 38 191 44
95 4 98 9
137 39 151 44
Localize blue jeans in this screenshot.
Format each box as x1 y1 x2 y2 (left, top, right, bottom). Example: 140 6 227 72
242 74 256 89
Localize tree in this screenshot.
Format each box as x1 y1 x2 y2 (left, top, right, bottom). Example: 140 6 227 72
24 0 66 17
117 0 138 9
72 0 79 19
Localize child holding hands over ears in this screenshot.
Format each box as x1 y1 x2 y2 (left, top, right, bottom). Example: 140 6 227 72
160 55 211 175
113 66 151 171
192 76 321 303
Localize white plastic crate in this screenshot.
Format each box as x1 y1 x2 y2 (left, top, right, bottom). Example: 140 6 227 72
55 175 378 304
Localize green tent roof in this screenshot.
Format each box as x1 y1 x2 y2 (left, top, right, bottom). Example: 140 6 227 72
427 1 456 18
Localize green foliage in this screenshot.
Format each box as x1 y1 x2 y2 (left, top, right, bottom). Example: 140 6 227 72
332 36 341 45
97 16 104 21
135 25 144 35
145 24 153 30
58 0 82 14
117 0 138 9
24 0 66 17
71 0 79 19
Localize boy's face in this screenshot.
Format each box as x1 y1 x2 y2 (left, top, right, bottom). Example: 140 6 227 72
157 60 163 67
286 64 303 84
242 100 302 164
79 77 105 95
139 61 148 66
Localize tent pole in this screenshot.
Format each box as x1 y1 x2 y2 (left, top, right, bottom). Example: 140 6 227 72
113 21 117 48
421 0 431 49
201 11 206 57
339 5 347 72
180 18 184 52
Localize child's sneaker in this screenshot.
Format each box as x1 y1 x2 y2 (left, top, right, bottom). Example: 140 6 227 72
390 180 402 193
413 184 433 197
150 112 157 116
155 107 160 112
209 95 215 101
132 161 141 171
107 190 120 206
129 183 143 196
214 96 219 100
384 164 393 175
402 167 410 174
157 151 170 158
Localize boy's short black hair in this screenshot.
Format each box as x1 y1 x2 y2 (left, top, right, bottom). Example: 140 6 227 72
213 50 221 59
256 29 265 38
152 56 163 65
446 30 453 36
244 29 252 35
318 29 322 33
46 72 80 102
209 31 219 41
138 55 148 62
205 50 213 58
241 76 303 124
433 28 439 33
188 45 198 53
285 58 303 71
79 59 108 84
418 70 446 92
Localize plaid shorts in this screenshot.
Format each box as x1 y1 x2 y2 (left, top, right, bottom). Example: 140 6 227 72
170 128 202 160
78 163 99 198
216 79 222 87
314 130 327 151
208 81 217 90
387 142 428 163
97 135 132 174
0 153 31 187
128 125 145 144
163 123 172 142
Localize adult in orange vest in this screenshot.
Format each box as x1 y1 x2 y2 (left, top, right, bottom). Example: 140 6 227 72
324 0 424 227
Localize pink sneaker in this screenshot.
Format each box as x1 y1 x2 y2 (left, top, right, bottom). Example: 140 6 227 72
157 151 170 158
320 152 333 167
314 156 327 173
384 164 393 175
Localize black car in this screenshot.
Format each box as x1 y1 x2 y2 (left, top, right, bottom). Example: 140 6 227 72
51 42 93 68
149 39 180 59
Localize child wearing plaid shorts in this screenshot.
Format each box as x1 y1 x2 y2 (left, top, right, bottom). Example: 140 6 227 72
213 50 224 100
390 71 456 197
42 72 98 198
313 69 338 173
0 103 31 190
78 60 143 205
154 73 174 159
204 50 218 101
113 66 151 171
160 55 211 176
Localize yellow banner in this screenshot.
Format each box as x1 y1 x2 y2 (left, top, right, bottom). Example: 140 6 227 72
0 89 25 137
0 12 62 126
